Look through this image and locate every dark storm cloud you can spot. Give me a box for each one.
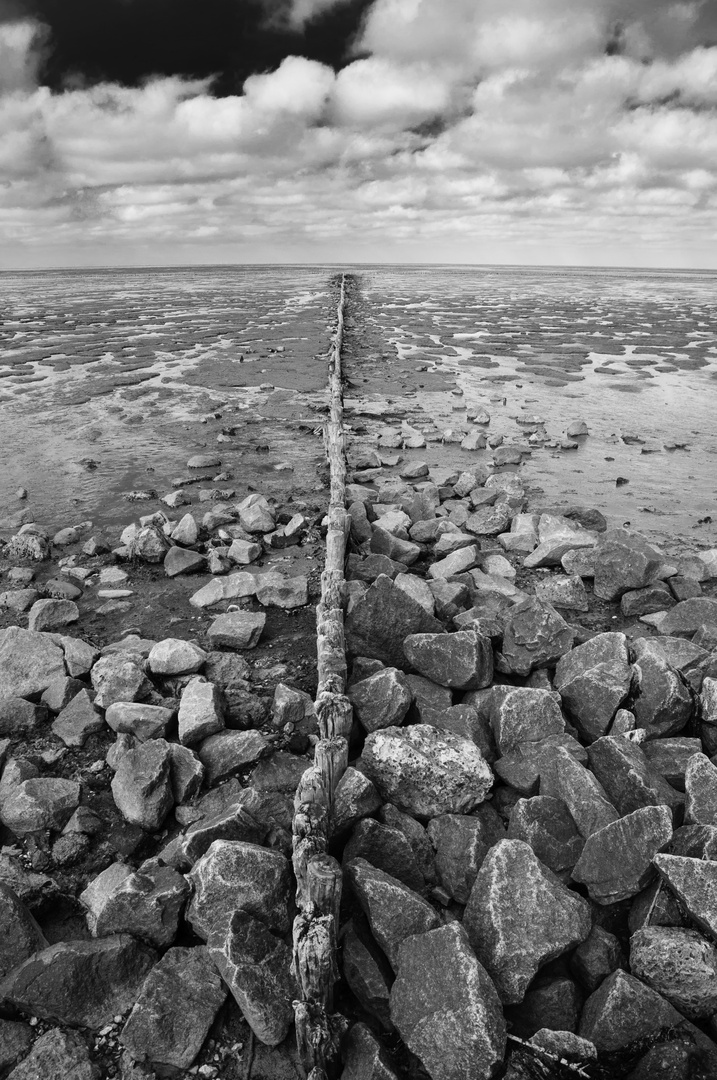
[0,0,372,94]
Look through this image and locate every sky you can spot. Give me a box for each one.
[1,0,717,269]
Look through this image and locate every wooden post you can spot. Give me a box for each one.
[292,274,352,1079]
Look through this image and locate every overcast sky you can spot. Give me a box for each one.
[1,0,716,269]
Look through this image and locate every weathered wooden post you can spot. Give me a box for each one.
[292,274,352,1080]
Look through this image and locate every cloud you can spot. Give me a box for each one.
[0,18,46,93]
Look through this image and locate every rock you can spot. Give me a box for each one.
[91,654,152,710]
[0,589,38,613]
[187,840,291,939]
[360,725,493,819]
[371,526,421,566]
[177,790,267,866]
[187,454,221,469]
[228,538,262,564]
[633,636,710,693]
[0,627,66,700]
[348,668,412,732]
[170,512,199,546]
[0,936,156,1030]
[534,574,589,611]
[110,739,174,831]
[578,969,691,1052]
[0,696,45,737]
[344,818,425,893]
[120,946,226,1069]
[630,926,717,1019]
[207,611,265,649]
[465,504,512,537]
[685,753,717,825]
[5,531,50,561]
[390,923,506,1080]
[80,859,189,948]
[403,630,493,690]
[345,575,444,669]
[177,677,225,745]
[6,1028,99,1080]
[197,729,269,784]
[587,736,683,820]
[572,805,673,904]
[237,495,275,534]
[654,853,717,941]
[659,597,717,637]
[0,1019,33,1076]
[26,598,78,632]
[505,975,582,1039]
[52,689,104,747]
[507,796,584,875]
[394,574,435,615]
[0,778,81,834]
[631,652,693,739]
[570,925,626,994]
[523,517,596,570]
[56,634,99,678]
[208,911,296,1046]
[490,687,564,755]
[342,928,393,1030]
[164,546,206,576]
[190,572,257,609]
[346,859,440,968]
[0,884,47,979]
[41,674,84,712]
[501,598,574,676]
[129,525,170,564]
[463,839,591,1003]
[428,545,481,581]
[255,572,307,609]
[643,737,702,790]
[332,768,383,834]
[427,807,506,903]
[621,582,675,617]
[105,701,172,742]
[553,633,632,742]
[539,747,619,838]
[593,529,662,601]
[340,1022,399,1080]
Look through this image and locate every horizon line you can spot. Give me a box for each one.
[1,260,716,275]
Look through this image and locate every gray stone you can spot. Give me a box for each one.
[187,454,221,469]
[5,531,50,561]
[56,634,99,678]
[507,796,584,874]
[684,753,717,826]
[27,598,79,632]
[346,858,440,969]
[255,572,308,609]
[428,545,481,580]
[40,675,84,713]
[0,627,66,700]
[587,736,683,820]
[81,859,189,947]
[572,805,673,904]
[237,496,275,534]
[52,687,103,748]
[390,923,506,1080]
[176,789,268,867]
[654,853,717,941]
[189,573,256,608]
[539,746,619,838]
[578,969,690,1052]
[0,1019,33,1077]
[621,582,675,617]
[6,1028,99,1080]
[208,910,296,1046]
[0,936,156,1030]
[553,632,632,742]
[129,525,170,564]
[340,1022,399,1080]
[187,839,291,939]
[164,546,206,576]
[332,767,383,835]
[465,504,512,537]
[463,839,591,1003]
[490,687,564,755]
[120,945,226,1069]
[178,676,225,745]
[505,975,582,1040]
[91,653,152,710]
[643,737,702,790]
[344,818,425,893]
[105,701,173,741]
[427,807,506,903]
[501,598,574,676]
[0,589,38,612]
[630,926,717,1019]
[659,598,717,638]
[0,884,47,980]
[0,778,81,834]
[147,637,206,675]
[228,537,262,564]
[370,526,421,566]
[110,739,174,831]
[593,529,663,601]
[360,725,493,819]
[534,574,589,611]
[0,696,45,737]
[197,729,269,785]
[394,573,435,615]
[168,742,205,804]
[631,652,693,738]
[379,804,437,885]
[345,575,444,669]
[342,926,393,1030]
[348,668,412,732]
[207,611,266,649]
[570,925,626,994]
[404,631,493,690]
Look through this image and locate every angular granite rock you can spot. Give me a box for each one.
[104,701,172,742]
[572,805,673,904]
[630,926,717,1019]
[587,736,683,820]
[0,778,81,835]
[345,858,440,969]
[501,598,574,676]
[578,969,690,1052]
[390,923,506,1080]
[341,1022,399,1080]
[110,739,174,831]
[360,725,493,819]
[345,575,444,669]
[490,687,564,755]
[348,668,412,732]
[6,1028,99,1080]
[507,796,584,875]
[592,529,662,602]
[80,859,189,948]
[91,654,152,710]
[659,597,717,638]
[463,839,592,1004]
[539,747,619,838]
[654,853,717,941]
[342,927,393,1030]
[553,632,632,742]
[0,627,66,700]
[631,652,693,739]
[0,884,47,980]
[684,753,717,826]
[120,946,226,1069]
[332,768,383,835]
[178,677,225,745]
[344,819,425,894]
[427,808,506,904]
[208,910,297,1046]
[187,839,291,940]
[404,630,493,690]
[207,611,265,649]
[147,637,206,675]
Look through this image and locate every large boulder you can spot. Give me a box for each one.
[571,805,673,904]
[0,936,156,1029]
[0,884,47,979]
[490,687,564,755]
[110,739,174,831]
[348,668,412,732]
[427,808,506,904]
[80,859,189,948]
[553,633,632,742]
[390,923,506,1080]
[5,1028,99,1080]
[539,747,619,838]
[507,796,584,875]
[592,529,662,601]
[500,599,574,676]
[463,839,592,1004]
[0,627,66,700]
[187,840,291,939]
[404,631,493,690]
[579,969,689,1053]
[631,652,693,739]
[654,853,717,941]
[360,725,493,819]
[345,575,443,669]
[630,926,717,1019]
[659,598,717,638]
[587,736,683,820]
[0,778,81,835]
[91,654,152,710]
[345,859,440,969]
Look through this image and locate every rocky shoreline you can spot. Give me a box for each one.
[2,283,717,1080]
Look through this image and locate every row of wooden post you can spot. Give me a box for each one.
[292,275,352,1080]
